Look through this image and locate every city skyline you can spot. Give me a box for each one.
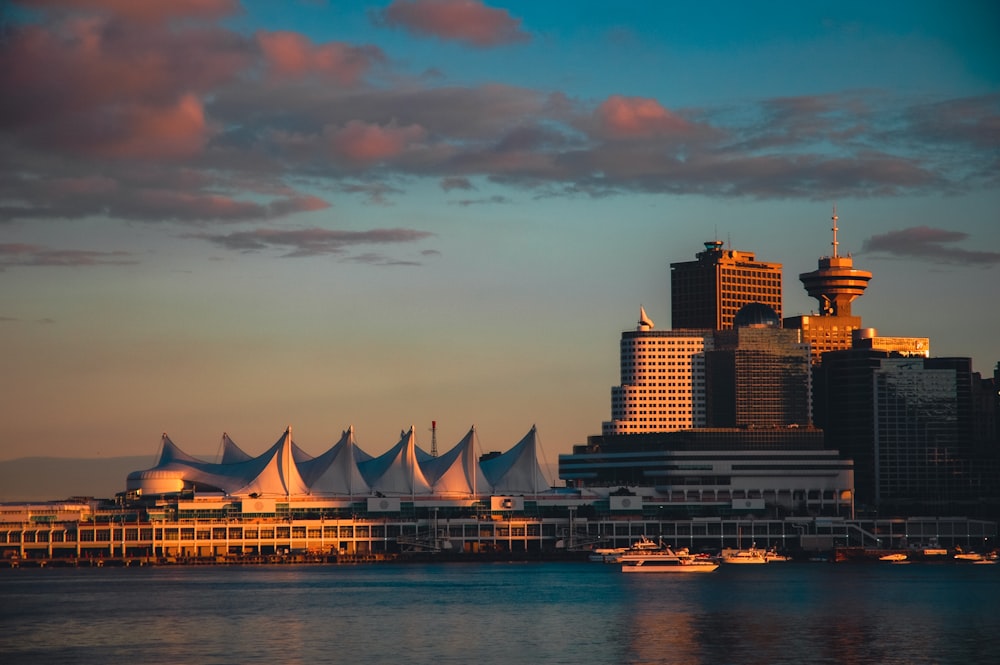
[2,1,998,465]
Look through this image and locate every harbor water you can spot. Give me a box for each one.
[1,561,997,665]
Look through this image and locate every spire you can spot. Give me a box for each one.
[831,203,839,258]
[638,305,654,330]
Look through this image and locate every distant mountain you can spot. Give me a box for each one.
[0,456,157,502]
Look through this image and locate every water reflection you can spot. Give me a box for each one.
[0,563,997,665]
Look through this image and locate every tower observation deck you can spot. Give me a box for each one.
[798,207,872,317]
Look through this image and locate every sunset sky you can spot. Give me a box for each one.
[2,0,998,469]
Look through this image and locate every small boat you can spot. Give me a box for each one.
[588,547,627,563]
[591,536,661,563]
[953,546,993,562]
[954,552,996,563]
[720,544,768,564]
[764,547,790,562]
[879,553,909,564]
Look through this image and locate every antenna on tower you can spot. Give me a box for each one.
[831,203,839,258]
[430,420,438,457]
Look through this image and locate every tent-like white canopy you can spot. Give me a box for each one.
[127,425,552,500]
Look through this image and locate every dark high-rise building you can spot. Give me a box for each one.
[815,350,998,517]
[671,240,782,330]
[705,304,812,428]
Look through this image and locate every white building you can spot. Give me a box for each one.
[603,307,712,435]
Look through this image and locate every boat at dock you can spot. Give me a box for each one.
[879,552,909,563]
[620,546,720,573]
[720,544,768,564]
[591,536,661,563]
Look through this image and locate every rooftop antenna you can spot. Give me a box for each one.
[831,203,839,258]
[430,420,438,457]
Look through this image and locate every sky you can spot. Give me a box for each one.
[1,0,998,470]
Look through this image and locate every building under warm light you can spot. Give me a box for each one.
[784,208,873,364]
[603,307,711,435]
[670,240,783,330]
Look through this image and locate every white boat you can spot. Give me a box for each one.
[620,546,719,573]
[594,536,663,563]
[720,544,768,564]
[764,547,790,562]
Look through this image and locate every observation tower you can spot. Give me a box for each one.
[798,206,872,317]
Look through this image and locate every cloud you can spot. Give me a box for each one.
[862,226,1000,265]
[0,243,137,270]
[328,120,427,163]
[1,3,998,229]
[440,177,474,191]
[190,227,434,258]
[450,195,510,206]
[336,182,404,206]
[595,95,700,139]
[257,31,385,84]
[22,0,241,23]
[374,0,530,48]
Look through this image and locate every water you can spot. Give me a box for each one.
[1,562,997,665]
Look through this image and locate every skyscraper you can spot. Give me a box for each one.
[705,304,812,428]
[670,240,783,330]
[602,307,711,435]
[814,351,995,515]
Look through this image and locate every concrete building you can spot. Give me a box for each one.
[560,428,854,519]
[603,307,711,435]
[671,240,783,330]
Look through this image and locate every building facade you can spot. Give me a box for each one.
[705,306,812,428]
[670,240,783,330]
[603,308,711,435]
[560,429,854,519]
[814,351,998,517]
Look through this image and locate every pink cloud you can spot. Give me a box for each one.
[377,0,529,48]
[96,94,209,159]
[18,0,239,22]
[257,31,384,85]
[329,120,427,163]
[0,11,250,141]
[596,95,696,138]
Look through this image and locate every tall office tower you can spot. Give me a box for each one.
[705,303,812,428]
[670,240,783,330]
[602,307,712,435]
[784,208,873,364]
[814,350,997,516]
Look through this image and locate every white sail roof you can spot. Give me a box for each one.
[304,427,373,497]
[127,424,549,499]
[421,426,492,496]
[358,427,433,496]
[220,433,253,464]
[480,426,550,495]
[232,428,311,497]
